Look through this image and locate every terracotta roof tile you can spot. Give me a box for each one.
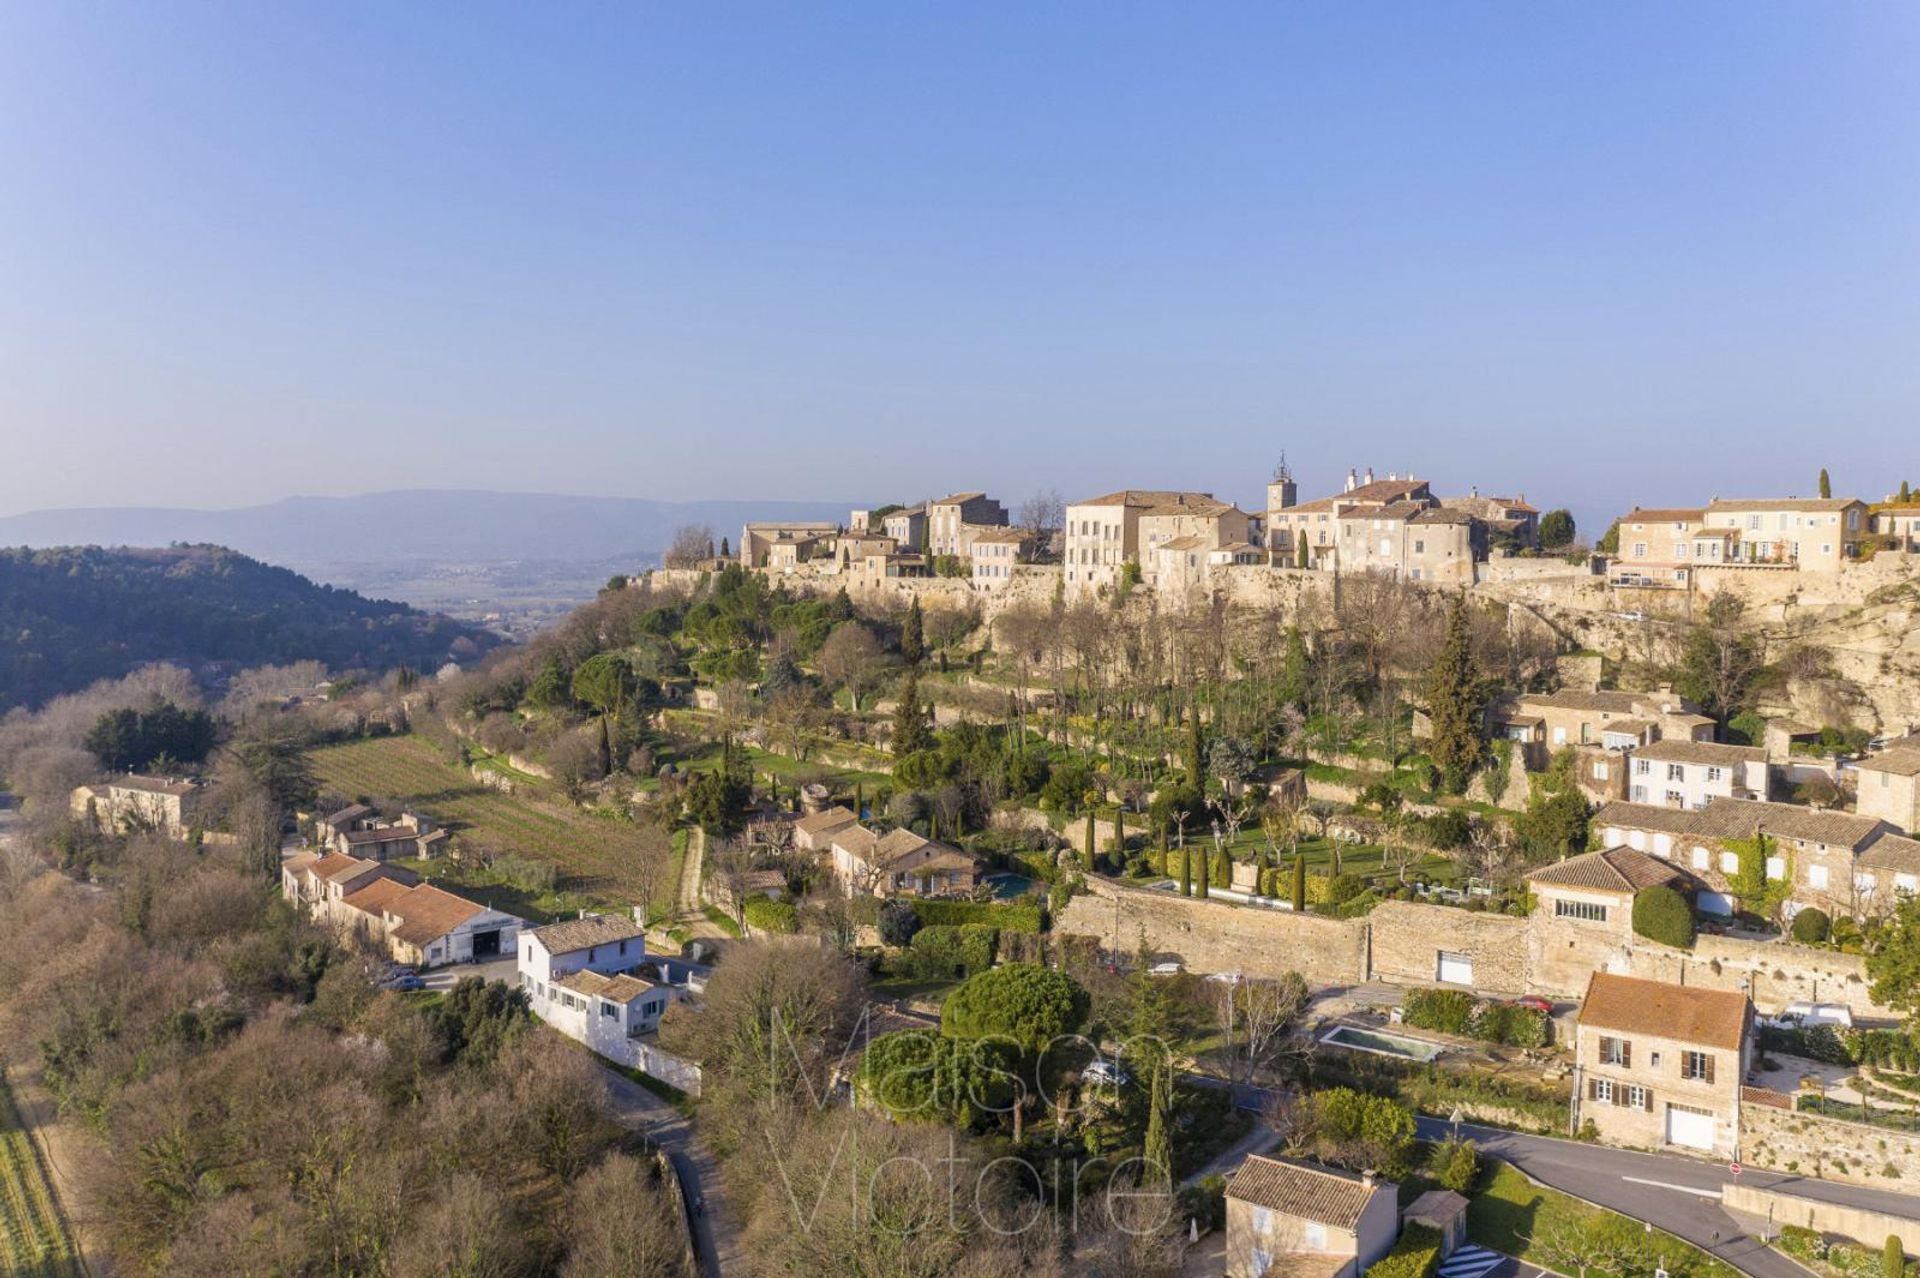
[1224,1155,1387,1229]
[1578,973,1748,1051]
[1527,847,1685,895]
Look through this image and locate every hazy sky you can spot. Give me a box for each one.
[4,3,1918,530]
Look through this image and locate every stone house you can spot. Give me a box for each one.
[1438,491,1540,549]
[968,528,1029,589]
[1591,798,1898,922]
[1624,739,1769,808]
[1485,687,1713,773]
[1330,503,1482,584]
[926,492,1009,558]
[1223,1154,1398,1278]
[856,551,931,588]
[281,851,417,923]
[1063,490,1243,597]
[70,774,204,837]
[1874,504,1920,549]
[833,531,897,572]
[1855,749,1920,833]
[1265,467,1432,565]
[1526,846,1694,946]
[740,521,839,568]
[340,879,520,967]
[1573,972,1751,1157]
[792,804,860,852]
[1610,508,1706,587]
[882,505,928,550]
[520,914,673,1050]
[333,810,445,860]
[829,825,980,898]
[1700,498,1869,572]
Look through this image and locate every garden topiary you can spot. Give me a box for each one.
[1791,908,1832,945]
[1632,885,1696,949]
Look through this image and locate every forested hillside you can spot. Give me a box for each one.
[0,545,497,711]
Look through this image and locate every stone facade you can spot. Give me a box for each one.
[1740,1098,1920,1191]
[1366,901,1530,994]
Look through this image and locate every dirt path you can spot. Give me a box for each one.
[673,827,733,941]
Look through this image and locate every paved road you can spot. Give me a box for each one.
[1414,1118,1920,1278]
[599,1065,743,1278]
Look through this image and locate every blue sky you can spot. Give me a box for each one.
[3,3,1917,534]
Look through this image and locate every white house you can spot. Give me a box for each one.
[519,912,699,1092]
[1625,740,1768,809]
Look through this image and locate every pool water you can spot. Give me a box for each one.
[1319,1024,1446,1062]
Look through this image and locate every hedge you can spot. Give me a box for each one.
[1632,885,1696,949]
[1761,1023,1920,1073]
[909,924,999,976]
[1365,1223,1442,1278]
[742,897,797,934]
[1790,907,1832,945]
[1403,987,1549,1048]
[911,899,1044,933]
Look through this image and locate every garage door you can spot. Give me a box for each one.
[1436,952,1473,986]
[1697,891,1733,917]
[1666,1104,1716,1151]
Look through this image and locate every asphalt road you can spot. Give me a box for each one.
[600,1065,742,1278]
[1415,1118,1920,1278]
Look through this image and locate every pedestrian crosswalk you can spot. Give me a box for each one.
[1436,1245,1504,1278]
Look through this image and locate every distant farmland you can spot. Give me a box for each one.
[307,734,665,911]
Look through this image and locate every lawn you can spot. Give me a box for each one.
[0,1073,84,1278]
[308,734,678,916]
[1468,1159,1739,1278]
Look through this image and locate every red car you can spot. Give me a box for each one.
[1510,996,1553,1015]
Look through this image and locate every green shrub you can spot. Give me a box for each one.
[1365,1222,1441,1278]
[909,924,998,977]
[1403,988,1477,1036]
[1886,1234,1905,1278]
[742,897,797,934]
[911,898,1043,933]
[1428,1137,1478,1193]
[1632,885,1696,948]
[1324,873,1366,905]
[1791,908,1833,945]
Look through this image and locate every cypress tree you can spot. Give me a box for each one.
[1882,1235,1903,1278]
[1426,594,1483,795]
[1901,480,1913,503]
[1084,810,1097,869]
[902,597,925,664]
[891,668,934,757]
[1292,854,1308,912]
[1296,528,1309,568]
[596,716,613,777]
[1197,845,1210,899]
[1179,848,1192,897]
[1158,821,1170,876]
[1186,707,1206,787]
[855,782,865,820]
[720,536,731,558]
[1819,468,1833,499]
[1211,843,1231,888]
[1143,1061,1173,1187]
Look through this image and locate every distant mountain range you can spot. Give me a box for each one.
[0,490,848,566]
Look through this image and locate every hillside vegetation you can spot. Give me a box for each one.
[0,545,497,711]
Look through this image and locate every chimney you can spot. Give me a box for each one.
[1470,485,1478,498]
[1361,1170,1377,1188]
[1365,467,1375,485]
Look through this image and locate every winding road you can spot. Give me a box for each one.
[1414,1117,1920,1278]
[600,1065,744,1278]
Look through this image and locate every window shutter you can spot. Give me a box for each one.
[1642,1088,1655,1113]
[1621,1040,1631,1069]
[1588,1077,1600,1101]
[1703,1055,1714,1085]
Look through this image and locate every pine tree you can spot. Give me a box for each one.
[1143,1061,1173,1187]
[1426,594,1483,795]
[1819,468,1833,499]
[1292,853,1307,912]
[902,597,925,664]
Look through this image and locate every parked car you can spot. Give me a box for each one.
[1083,1059,1133,1087]
[1147,961,1184,977]
[1510,996,1553,1015]
[380,972,426,992]
[1767,1001,1852,1030]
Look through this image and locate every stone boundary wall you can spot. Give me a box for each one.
[1628,933,1892,1019]
[1740,1100,1920,1194]
[1054,877,1368,986]
[1369,900,1531,994]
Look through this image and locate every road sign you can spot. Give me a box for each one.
[1730,1161,1742,1176]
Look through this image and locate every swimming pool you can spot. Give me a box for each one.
[1319,1024,1446,1063]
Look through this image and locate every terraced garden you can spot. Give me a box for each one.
[308,734,675,916]
[0,1074,82,1278]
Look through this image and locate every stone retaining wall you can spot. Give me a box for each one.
[1740,1099,1920,1192]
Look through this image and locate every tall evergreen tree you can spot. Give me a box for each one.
[890,667,935,757]
[1084,810,1097,869]
[1279,626,1309,710]
[1901,480,1913,503]
[1143,1061,1173,1187]
[596,716,613,776]
[1197,844,1210,899]
[1186,707,1206,787]
[1819,468,1833,499]
[1179,848,1192,897]
[1292,854,1308,912]
[902,597,925,664]
[1426,594,1484,794]
[1295,528,1309,569]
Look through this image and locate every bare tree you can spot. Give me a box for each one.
[1018,488,1064,539]
[664,523,716,569]
[559,1153,693,1278]
[815,622,886,713]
